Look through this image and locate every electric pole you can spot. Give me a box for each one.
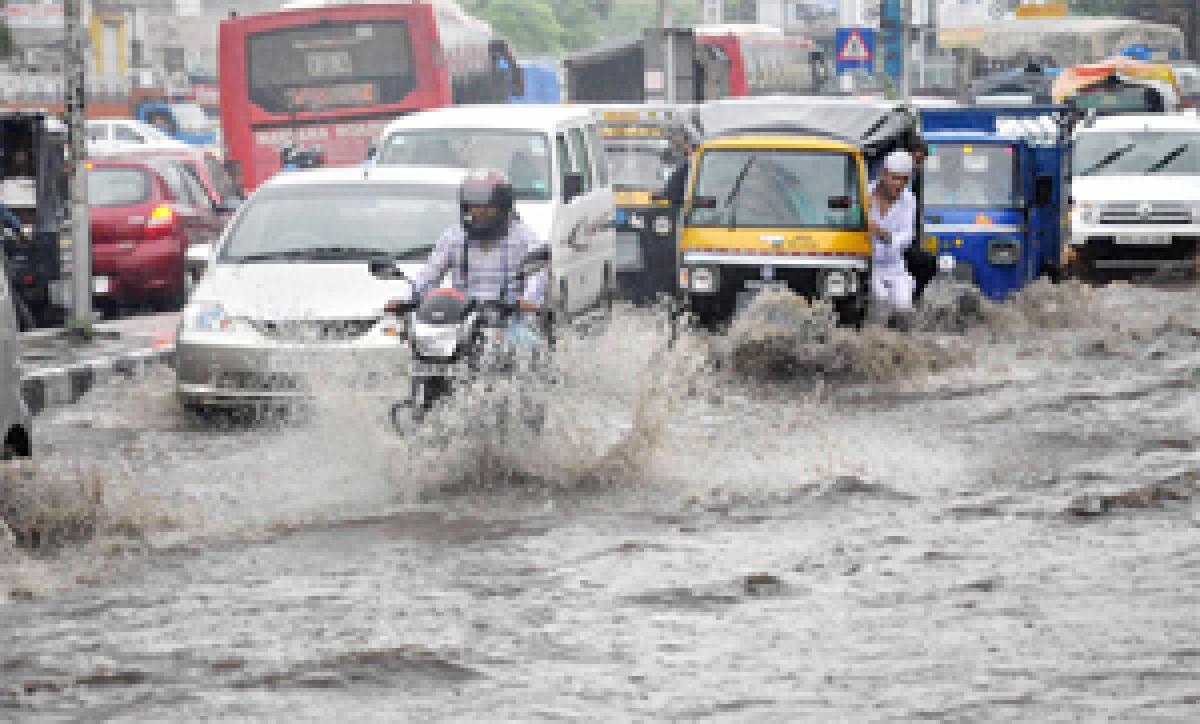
[64,0,92,326]
[901,0,912,101]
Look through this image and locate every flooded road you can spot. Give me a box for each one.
[2,282,1199,721]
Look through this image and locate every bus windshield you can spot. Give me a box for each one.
[246,20,416,114]
[686,149,863,229]
[923,144,1019,208]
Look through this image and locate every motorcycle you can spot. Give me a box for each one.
[385,247,551,429]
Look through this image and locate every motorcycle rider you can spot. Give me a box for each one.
[407,169,548,340]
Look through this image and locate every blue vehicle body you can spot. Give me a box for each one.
[510,62,560,104]
[919,106,1071,301]
[136,103,217,146]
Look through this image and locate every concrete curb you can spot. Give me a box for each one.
[21,345,175,416]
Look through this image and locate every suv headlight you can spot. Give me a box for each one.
[184,301,230,331]
[1072,202,1095,225]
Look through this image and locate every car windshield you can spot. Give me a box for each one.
[686,149,863,229]
[605,140,675,189]
[87,168,150,207]
[376,130,551,200]
[1074,131,1200,176]
[220,184,458,262]
[923,143,1019,208]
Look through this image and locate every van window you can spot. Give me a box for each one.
[567,127,593,193]
[378,130,552,201]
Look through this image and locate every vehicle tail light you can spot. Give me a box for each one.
[142,204,177,240]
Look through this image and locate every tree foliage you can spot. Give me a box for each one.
[475,0,698,55]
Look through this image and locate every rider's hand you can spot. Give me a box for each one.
[518,299,541,313]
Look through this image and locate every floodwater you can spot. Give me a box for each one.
[1,281,1198,721]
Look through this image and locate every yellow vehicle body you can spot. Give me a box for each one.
[676,135,872,325]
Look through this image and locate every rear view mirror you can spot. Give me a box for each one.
[216,196,242,214]
[366,140,378,161]
[827,195,852,209]
[563,172,585,202]
[1033,175,1053,206]
[691,196,718,209]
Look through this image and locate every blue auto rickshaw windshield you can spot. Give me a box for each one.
[923,143,1019,209]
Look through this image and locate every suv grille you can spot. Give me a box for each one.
[248,318,378,342]
[1098,202,1192,225]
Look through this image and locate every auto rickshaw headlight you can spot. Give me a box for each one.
[654,215,672,236]
[821,270,850,298]
[987,238,1021,266]
[690,267,717,293]
[629,212,645,230]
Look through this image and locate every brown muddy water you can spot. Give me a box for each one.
[1,281,1198,721]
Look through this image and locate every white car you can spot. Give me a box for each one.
[1068,113,1200,279]
[175,166,464,410]
[373,105,616,317]
[86,119,190,152]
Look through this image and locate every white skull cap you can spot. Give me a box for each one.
[884,150,914,175]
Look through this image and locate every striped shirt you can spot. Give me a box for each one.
[411,219,548,306]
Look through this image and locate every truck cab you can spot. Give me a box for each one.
[919,106,1070,300]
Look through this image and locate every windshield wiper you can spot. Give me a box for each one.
[1146,144,1190,173]
[724,155,758,230]
[1079,144,1135,175]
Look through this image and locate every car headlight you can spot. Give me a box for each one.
[653,215,672,236]
[184,301,230,331]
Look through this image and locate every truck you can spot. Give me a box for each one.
[564,29,723,103]
[918,105,1071,301]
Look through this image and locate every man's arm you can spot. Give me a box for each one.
[890,193,917,252]
[409,227,458,300]
[516,225,548,308]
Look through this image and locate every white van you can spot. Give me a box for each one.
[1068,113,1200,279]
[373,105,616,317]
[0,258,31,459]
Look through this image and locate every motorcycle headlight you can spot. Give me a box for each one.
[412,323,459,358]
[184,301,230,331]
[654,215,672,236]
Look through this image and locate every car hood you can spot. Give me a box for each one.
[1073,175,1200,203]
[191,260,423,320]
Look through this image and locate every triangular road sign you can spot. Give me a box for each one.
[838,30,872,62]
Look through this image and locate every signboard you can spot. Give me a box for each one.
[1015,3,1068,18]
[835,27,875,74]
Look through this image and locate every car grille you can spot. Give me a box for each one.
[248,318,379,342]
[1098,202,1192,225]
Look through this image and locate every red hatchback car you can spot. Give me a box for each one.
[87,158,228,310]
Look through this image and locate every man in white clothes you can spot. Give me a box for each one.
[868,150,918,324]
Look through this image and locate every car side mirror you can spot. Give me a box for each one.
[827,195,852,209]
[1034,176,1053,206]
[216,196,242,214]
[366,140,378,160]
[691,196,718,209]
[563,172,585,202]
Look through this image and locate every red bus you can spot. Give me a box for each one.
[219,1,521,190]
[695,25,825,98]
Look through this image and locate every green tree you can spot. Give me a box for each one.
[476,0,567,54]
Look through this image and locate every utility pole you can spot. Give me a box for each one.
[900,0,912,101]
[64,0,92,326]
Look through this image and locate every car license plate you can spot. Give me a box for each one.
[1116,234,1170,245]
[92,276,111,294]
[615,231,643,271]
